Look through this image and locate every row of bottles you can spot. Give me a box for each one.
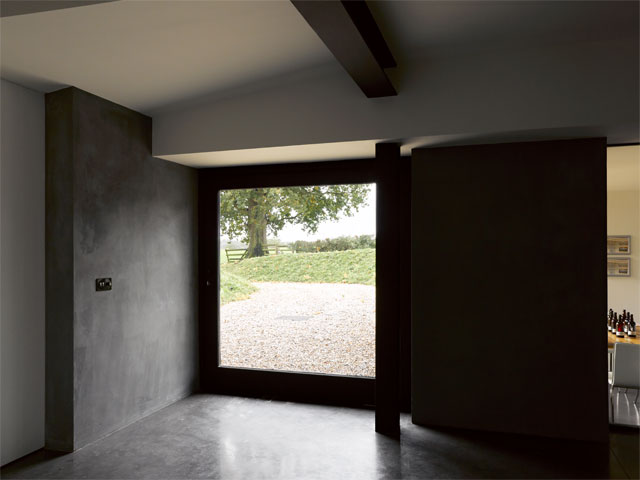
[607,309,636,338]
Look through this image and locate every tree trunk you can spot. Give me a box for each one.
[246,189,268,258]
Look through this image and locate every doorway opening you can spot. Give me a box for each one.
[218,183,376,378]
[606,145,639,427]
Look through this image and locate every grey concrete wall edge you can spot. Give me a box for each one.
[44,87,75,451]
[70,87,198,449]
[45,86,198,452]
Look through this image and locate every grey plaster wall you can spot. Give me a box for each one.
[46,87,198,450]
[1,79,45,465]
[411,139,608,442]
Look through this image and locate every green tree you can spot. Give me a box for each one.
[220,185,371,258]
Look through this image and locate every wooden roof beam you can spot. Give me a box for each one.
[291,0,397,98]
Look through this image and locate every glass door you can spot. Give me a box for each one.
[198,160,383,407]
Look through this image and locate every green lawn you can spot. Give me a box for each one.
[221,248,375,286]
[220,270,257,305]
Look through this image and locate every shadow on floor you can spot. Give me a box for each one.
[2,395,638,479]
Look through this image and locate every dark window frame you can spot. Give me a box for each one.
[198,157,409,411]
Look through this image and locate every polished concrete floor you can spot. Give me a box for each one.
[2,394,638,479]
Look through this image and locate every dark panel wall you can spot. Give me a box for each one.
[45,88,75,451]
[411,138,608,442]
[46,88,198,450]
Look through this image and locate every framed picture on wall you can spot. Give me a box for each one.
[608,257,630,277]
[607,236,631,254]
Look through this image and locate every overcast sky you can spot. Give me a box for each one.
[221,183,376,245]
[277,183,376,242]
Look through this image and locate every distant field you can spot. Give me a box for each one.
[221,248,375,286]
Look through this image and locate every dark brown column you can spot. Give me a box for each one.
[375,142,402,436]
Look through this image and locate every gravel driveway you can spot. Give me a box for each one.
[220,282,375,377]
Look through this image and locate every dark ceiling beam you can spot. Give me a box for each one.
[0,0,117,18]
[341,0,396,69]
[291,0,397,98]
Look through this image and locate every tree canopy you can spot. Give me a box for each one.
[220,184,371,257]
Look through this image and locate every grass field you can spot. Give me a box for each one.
[220,270,257,305]
[221,248,375,286]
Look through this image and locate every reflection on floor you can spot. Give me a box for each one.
[609,385,640,427]
[2,395,639,479]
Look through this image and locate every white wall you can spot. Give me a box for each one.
[153,38,638,158]
[607,146,640,316]
[0,79,45,465]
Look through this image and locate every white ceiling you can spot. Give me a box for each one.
[2,1,637,168]
[370,0,639,58]
[2,0,637,115]
[0,0,332,113]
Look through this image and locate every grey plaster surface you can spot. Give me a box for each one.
[45,87,198,451]
[2,395,637,479]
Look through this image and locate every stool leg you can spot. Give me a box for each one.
[610,386,615,423]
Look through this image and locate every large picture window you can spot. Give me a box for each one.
[218,184,376,377]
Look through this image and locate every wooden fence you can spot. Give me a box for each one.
[224,244,293,263]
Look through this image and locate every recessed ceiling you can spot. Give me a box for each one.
[158,140,385,168]
[160,126,636,169]
[0,0,333,114]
